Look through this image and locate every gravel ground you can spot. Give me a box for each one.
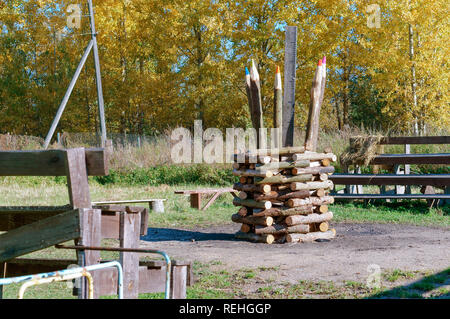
[140,222,450,284]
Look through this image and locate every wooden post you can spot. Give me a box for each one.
[405,144,411,194]
[77,208,102,299]
[282,26,297,147]
[170,265,188,299]
[120,211,141,299]
[190,194,202,209]
[65,148,92,209]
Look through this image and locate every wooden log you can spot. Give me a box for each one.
[287,196,335,207]
[273,65,283,148]
[254,189,316,202]
[285,212,334,226]
[252,205,314,217]
[233,169,274,178]
[238,191,248,200]
[240,224,252,233]
[255,174,313,185]
[316,205,329,214]
[231,214,274,226]
[254,224,311,235]
[245,67,255,130]
[233,198,272,210]
[256,160,310,170]
[276,190,310,201]
[311,173,329,181]
[291,166,335,176]
[238,206,248,217]
[233,183,271,194]
[253,191,280,202]
[304,59,324,152]
[292,152,337,162]
[291,180,334,191]
[232,162,241,169]
[249,60,264,148]
[316,222,329,232]
[235,231,275,244]
[286,229,336,243]
[315,189,326,197]
[321,159,331,167]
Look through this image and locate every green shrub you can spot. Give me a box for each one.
[93,164,237,186]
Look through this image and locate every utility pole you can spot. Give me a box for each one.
[44,1,107,149]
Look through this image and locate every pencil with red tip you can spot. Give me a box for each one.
[273,65,283,148]
[250,59,264,148]
[305,58,324,151]
[245,67,255,128]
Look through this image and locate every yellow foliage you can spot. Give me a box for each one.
[0,0,448,136]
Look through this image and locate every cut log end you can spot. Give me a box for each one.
[317,222,329,232]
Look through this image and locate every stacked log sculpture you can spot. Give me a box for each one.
[232,147,337,244]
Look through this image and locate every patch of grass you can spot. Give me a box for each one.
[372,268,450,299]
[383,269,417,282]
[333,201,450,228]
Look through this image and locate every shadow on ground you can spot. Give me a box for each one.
[141,227,236,242]
[371,268,450,299]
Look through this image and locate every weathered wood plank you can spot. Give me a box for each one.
[332,193,450,199]
[76,208,102,299]
[175,188,234,195]
[350,136,450,145]
[66,148,92,208]
[170,265,188,299]
[370,153,450,165]
[0,206,73,231]
[330,174,450,186]
[0,209,82,263]
[119,211,141,299]
[0,258,76,277]
[0,149,107,176]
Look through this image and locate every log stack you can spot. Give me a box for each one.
[232,146,337,244]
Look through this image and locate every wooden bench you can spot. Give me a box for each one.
[330,136,450,207]
[0,148,191,299]
[93,199,167,213]
[175,188,238,211]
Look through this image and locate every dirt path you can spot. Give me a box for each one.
[140,222,450,284]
